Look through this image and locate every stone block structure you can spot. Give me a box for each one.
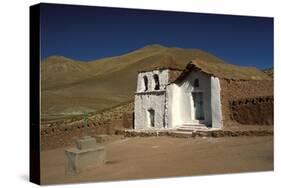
[65,136,106,175]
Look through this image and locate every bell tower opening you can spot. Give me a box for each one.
[153,74,160,90]
[143,75,148,91]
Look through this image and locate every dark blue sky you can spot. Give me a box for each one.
[40,3,273,69]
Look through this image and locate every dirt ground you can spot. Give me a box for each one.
[41,136,273,185]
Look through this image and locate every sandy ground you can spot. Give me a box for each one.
[41,136,273,185]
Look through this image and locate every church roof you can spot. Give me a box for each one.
[175,59,272,82]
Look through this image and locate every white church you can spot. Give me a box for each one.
[134,58,223,130]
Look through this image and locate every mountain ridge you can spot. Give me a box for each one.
[41,44,229,122]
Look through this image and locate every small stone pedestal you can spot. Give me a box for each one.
[65,136,106,175]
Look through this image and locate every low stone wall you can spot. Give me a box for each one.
[115,129,273,138]
[41,102,134,150]
[115,129,170,137]
[220,79,273,127]
[193,129,273,137]
[229,96,273,125]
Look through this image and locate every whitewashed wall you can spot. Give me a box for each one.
[134,93,166,129]
[135,69,223,130]
[166,84,180,128]
[211,77,223,128]
[167,71,212,128]
[134,69,169,129]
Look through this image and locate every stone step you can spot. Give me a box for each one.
[177,124,210,131]
[177,128,196,132]
[181,123,206,127]
[169,131,193,138]
[177,126,209,132]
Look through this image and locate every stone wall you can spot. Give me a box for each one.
[229,96,273,125]
[41,102,134,150]
[220,79,273,127]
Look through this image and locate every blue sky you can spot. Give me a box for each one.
[40,3,273,69]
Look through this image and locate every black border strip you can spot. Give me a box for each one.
[30,3,41,185]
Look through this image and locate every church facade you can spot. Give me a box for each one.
[134,59,272,130]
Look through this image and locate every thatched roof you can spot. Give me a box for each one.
[175,59,272,82]
[138,55,185,72]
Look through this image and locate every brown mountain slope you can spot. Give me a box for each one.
[41,44,227,121]
[263,67,273,78]
[41,56,93,89]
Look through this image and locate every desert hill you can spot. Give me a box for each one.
[263,67,273,78]
[41,44,227,122]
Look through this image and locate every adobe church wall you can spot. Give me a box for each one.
[134,93,166,129]
[134,69,169,129]
[220,79,273,127]
[210,77,223,128]
[167,71,213,128]
[166,84,179,128]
